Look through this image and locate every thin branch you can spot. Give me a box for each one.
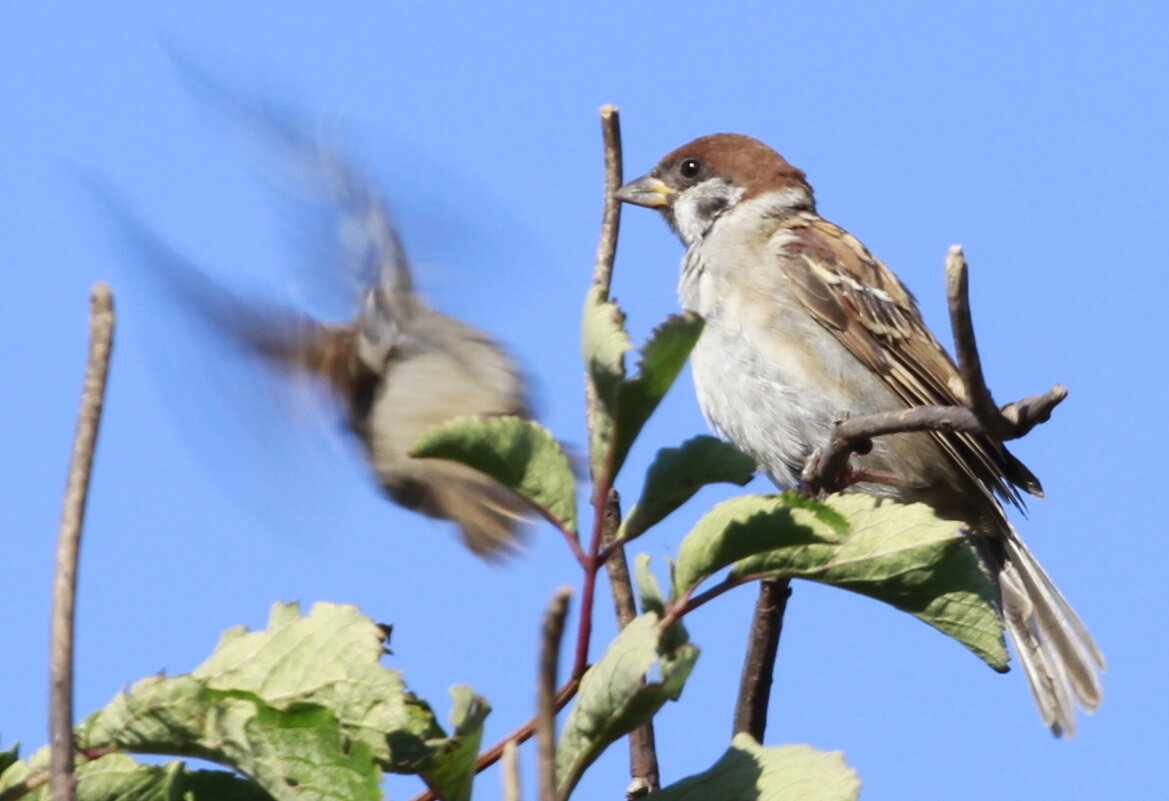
[601,492,634,628]
[945,245,1067,438]
[591,105,623,298]
[538,589,572,801]
[582,105,623,484]
[501,740,521,801]
[570,104,627,683]
[733,579,792,740]
[600,490,660,797]
[533,505,587,568]
[804,246,1067,493]
[426,104,627,801]
[50,284,115,801]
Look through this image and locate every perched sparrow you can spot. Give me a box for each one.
[616,133,1103,735]
[110,133,533,558]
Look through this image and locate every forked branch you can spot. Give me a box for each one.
[801,245,1066,494]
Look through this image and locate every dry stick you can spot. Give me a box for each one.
[538,589,572,801]
[591,105,623,297]
[51,284,116,801]
[806,246,1067,492]
[944,245,1066,437]
[501,740,521,801]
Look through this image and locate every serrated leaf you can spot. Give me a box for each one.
[191,601,444,766]
[610,313,704,478]
[581,286,631,476]
[672,494,843,597]
[673,494,1007,669]
[0,751,270,801]
[646,733,860,801]
[580,290,705,482]
[555,614,699,799]
[411,415,577,534]
[622,436,757,541]
[72,602,484,801]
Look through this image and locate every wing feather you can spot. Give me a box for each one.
[780,214,1040,507]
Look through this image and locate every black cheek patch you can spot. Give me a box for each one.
[696,194,730,220]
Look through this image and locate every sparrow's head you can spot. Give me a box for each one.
[616,134,814,245]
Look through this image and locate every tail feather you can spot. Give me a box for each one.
[998,526,1104,736]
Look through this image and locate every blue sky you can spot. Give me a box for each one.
[3,2,1166,798]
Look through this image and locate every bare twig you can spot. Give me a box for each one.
[599,490,660,797]
[804,247,1067,493]
[422,105,627,801]
[538,589,572,801]
[51,283,115,801]
[601,492,634,628]
[501,740,521,801]
[733,578,792,740]
[582,105,624,475]
[570,103,627,682]
[591,105,623,298]
[945,245,1067,438]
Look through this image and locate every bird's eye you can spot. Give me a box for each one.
[679,158,702,179]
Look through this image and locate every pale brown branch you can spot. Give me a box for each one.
[583,104,624,483]
[538,588,572,801]
[501,740,521,801]
[804,246,1067,494]
[51,283,115,801]
[592,105,623,298]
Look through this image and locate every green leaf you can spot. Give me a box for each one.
[581,286,631,477]
[622,436,756,541]
[634,553,666,617]
[673,494,1008,669]
[634,554,690,655]
[671,494,844,597]
[72,602,485,801]
[411,415,578,534]
[416,686,490,801]
[555,613,699,799]
[646,733,860,801]
[0,742,19,780]
[0,751,270,801]
[610,314,704,478]
[580,289,705,482]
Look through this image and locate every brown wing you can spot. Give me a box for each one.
[779,213,1041,507]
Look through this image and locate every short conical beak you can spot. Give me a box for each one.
[614,174,675,208]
